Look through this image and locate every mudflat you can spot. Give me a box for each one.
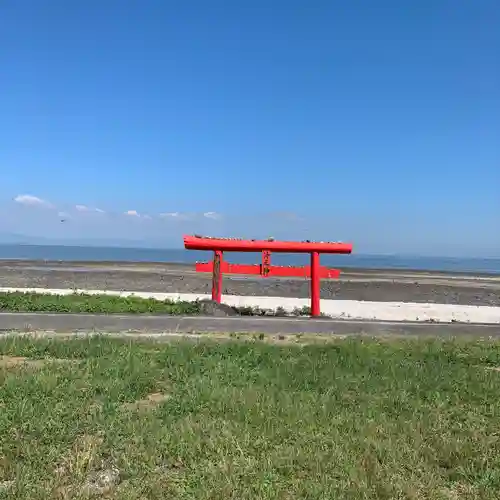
[0,260,498,306]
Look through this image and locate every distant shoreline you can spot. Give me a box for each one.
[0,243,498,275]
[0,258,499,278]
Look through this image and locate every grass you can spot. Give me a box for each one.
[1,335,500,498]
[0,291,314,316]
[0,291,202,315]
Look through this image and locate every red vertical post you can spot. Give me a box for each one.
[310,251,320,317]
[211,250,223,303]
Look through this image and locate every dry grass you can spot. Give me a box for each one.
[122,392,171,412]
[0,355,74,370]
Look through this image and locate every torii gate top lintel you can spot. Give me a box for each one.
[184,235,352,254]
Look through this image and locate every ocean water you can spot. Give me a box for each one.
[0,244,499,274]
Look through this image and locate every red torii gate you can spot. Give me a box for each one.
[183,235,353,317]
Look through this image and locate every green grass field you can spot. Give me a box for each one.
[1,335,500,499]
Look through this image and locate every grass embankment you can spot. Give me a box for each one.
[0,291,309,316]
[0,291,201,315]
[1,336,500,498]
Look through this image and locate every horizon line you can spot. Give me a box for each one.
[0,241,498,261]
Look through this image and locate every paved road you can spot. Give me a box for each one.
[1,312,499,337]
[0,260,499,306]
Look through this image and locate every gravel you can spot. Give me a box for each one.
[0,261,498,306]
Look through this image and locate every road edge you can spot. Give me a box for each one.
[0,312,499,337]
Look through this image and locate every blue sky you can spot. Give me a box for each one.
[1,0,498,256]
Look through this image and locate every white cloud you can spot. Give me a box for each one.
[76,204,105,213]
[124,210,139,217]
[58,211,71,219]
[14,194,53,208]
[160,212,181,218]
[203,211,222,220]
[160,212,197,221]
[159,212,193,220]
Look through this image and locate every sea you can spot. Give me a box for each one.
[0,244,499,274]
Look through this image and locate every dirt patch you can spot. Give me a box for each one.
[0,355,74,370]
[81,466,121,497]
[0,356,46,369]
[123,392,170,412]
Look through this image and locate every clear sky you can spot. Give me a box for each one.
[1,0,498,256]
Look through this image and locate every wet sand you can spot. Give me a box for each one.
[0,260,498,306]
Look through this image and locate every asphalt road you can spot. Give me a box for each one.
[1,312,499,337]
[0,260,498,306]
